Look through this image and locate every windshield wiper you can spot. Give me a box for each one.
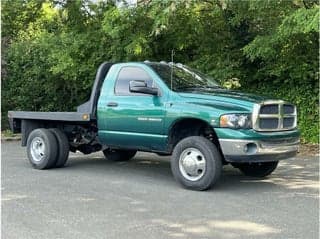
[176,86,222,91]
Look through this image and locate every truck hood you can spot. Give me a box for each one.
[178,90,269,112]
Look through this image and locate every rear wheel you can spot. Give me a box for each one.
[49,128,69,168]
[236,161,279,177]
[27,128,58,169]
[171,136,222,191]
[103,149,137,161]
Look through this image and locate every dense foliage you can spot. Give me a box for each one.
[2,0,319,143]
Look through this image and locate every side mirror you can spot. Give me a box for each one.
[129,80,158,96]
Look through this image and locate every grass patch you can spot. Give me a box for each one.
[2,129,15,138]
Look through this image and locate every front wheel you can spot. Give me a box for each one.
[171,136,222,191]
[103,149,137,161]
[236,161,279,177]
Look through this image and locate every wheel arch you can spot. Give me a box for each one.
[166,117,223,159]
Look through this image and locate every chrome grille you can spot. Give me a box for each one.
[252,101,297,131]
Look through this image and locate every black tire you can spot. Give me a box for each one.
[237,161,279,177]
[103,149,137,161]
[171,136,222,191]
[26,128,58,169]
[49,128,70,168]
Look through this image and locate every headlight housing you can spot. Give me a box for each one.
[220,114,251,129]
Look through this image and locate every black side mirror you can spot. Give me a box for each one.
[129,80,158,96]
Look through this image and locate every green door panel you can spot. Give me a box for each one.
[100,95,166,150]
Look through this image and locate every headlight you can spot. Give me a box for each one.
[220,114,251,129]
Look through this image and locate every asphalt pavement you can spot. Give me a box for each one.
[1,141,319,239]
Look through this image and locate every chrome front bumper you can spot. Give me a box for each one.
[219,137,300,162]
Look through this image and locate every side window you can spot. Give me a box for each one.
[115,66,153,95]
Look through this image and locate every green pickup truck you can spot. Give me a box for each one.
[8,61,300,190]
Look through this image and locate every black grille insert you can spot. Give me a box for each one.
[284,105,295,114]
[260,104,278,114]
[259,118,279,129]
[283,117,294,128]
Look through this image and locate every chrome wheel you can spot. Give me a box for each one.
[30,137,46,162]
[178,148,206,181]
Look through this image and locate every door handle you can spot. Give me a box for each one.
[107,102,118,107]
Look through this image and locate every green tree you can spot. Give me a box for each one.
[2,0,319,142]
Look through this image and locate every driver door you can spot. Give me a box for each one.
[101,66,166,151]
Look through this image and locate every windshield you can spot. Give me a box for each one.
[147,63,221,92]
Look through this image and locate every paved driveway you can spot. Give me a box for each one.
[2,141,319,239]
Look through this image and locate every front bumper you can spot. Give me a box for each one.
[218,132,300,163]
